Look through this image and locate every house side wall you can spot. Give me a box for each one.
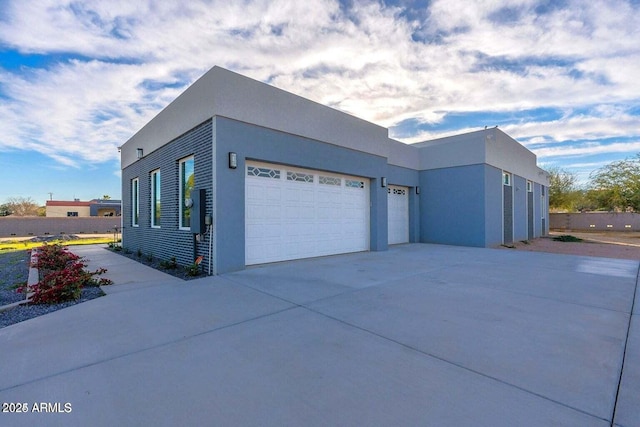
[486,129,543,184]
[533,183,542,237]
[121,120,213,272]
[419,164,487,247]
[213,117,420,274]
[513,174,528,242]
[418,133,486,171]
[46,205,91,217]
[484,165,504,247]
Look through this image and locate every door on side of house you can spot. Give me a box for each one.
[245,161,370,265]
[387,185,409,245]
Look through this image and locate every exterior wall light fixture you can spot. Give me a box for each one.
[416,186,420,194]
[381,177,387,187]
[136,148,143,159]
[229,152,238,169]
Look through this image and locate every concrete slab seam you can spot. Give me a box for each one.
[0,305,297,394]
[300,304,610,424]
[610,262,640,427]
[222,275,610,423]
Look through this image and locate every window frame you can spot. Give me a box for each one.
[132,177,140,227]
[503,172,511,186]
[151,169,161,228]
[179,156,194,230]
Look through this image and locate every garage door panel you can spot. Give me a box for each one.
[388,185,409,245]
[246,162,369,265]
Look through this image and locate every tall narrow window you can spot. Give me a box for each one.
[151,169,161,228]
[132,178,139,227]
[179,156,194,229]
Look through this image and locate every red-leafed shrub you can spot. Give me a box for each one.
[32,244,80,272]
[23,244,112,304]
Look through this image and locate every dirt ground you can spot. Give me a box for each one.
[503,231,640,261]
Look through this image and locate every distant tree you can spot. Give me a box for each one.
[37,206,46,216]
[0,203,11,216]
[548,167,581,211]
[589,154,640,212]
[102,195,111,200]
[4,197,40,216]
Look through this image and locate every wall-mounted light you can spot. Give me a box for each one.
[381,177,387,187]
[136,148,143,159]
[229,152,237,169]
[416,186,420,195]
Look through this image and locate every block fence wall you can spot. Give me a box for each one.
[0,217,122,238]
[550,212,640,231]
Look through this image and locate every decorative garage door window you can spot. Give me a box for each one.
[345,179,365,189]
[388,188,406,195]
[287,171,314,183]
[319,176,341,186]
[245,161,370,265]
[247,166,280,179]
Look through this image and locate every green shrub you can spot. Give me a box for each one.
[185,263,201,277]
[160,257,178,270]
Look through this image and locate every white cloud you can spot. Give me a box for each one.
[534,141,640,159]
[502,113,640,144]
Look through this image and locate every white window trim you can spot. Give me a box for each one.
[503,172,511,186]
[132,177,139,227]
[179,156,194,230]
[151,169,161,228]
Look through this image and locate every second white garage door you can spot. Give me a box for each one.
[388,185,409,244]
[245,162,370,265]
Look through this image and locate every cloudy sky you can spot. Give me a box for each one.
[1,0,639,204]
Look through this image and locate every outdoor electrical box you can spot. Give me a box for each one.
[190,188,207,234]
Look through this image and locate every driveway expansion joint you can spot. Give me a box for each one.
[610,262,640,427]
[0,305,298,394]
[223,274,611,423]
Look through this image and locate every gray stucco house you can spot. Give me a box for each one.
[120,66,549,275]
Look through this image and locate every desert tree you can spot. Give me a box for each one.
[547,167,582,211]
[3,196,40,216]
[588,154,640,212]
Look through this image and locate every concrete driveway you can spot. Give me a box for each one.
[0,244,637,427]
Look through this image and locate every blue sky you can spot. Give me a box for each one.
[1,0,639,205]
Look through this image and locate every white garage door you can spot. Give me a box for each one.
[388,185,409,245]
[245,161,370,265]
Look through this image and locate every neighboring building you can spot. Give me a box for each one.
[46,199,121,217]
[120,66,549,275]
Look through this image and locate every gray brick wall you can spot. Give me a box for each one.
[122,120,213,273]
[0,217,121,238]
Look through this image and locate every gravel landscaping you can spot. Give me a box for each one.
[0,250,105,329]
[0,250,30,306]
[109,247,203,280]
